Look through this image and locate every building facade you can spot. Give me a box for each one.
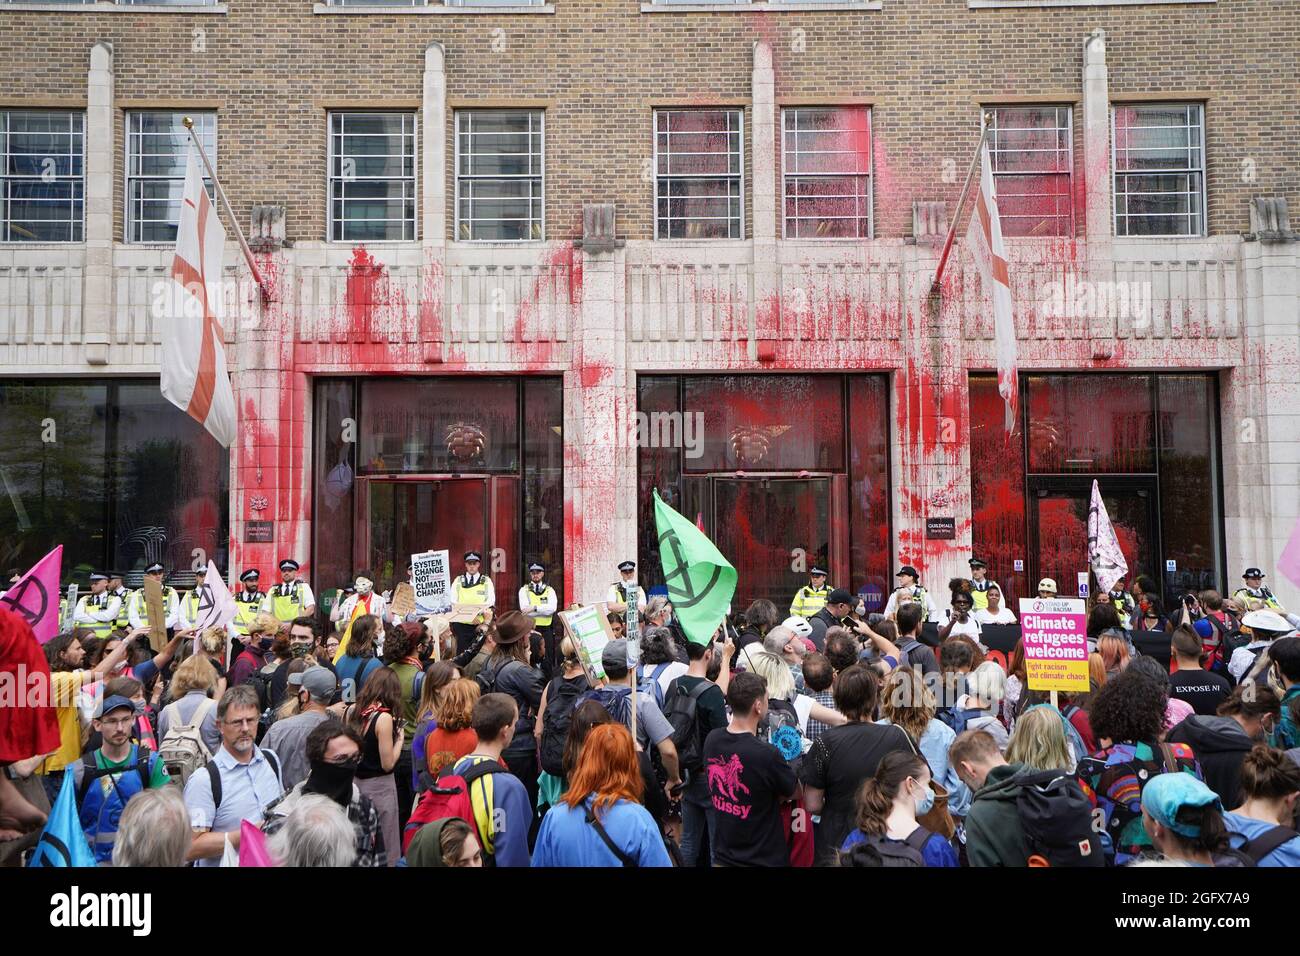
[1,0,1297,615]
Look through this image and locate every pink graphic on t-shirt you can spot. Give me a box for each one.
[707,753,753,820]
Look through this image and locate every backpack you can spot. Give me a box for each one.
[899,639,925,670]
[663,678,712,774]
[858,827,931,866]
[540,675,590,777]
[205,748,281,815]
[158,698,216,786]
[636,662,670,710]
[760,697,805,762]
[577,686,635,732]
[1014,768,1104,867]
[338,655,382,702]
[402,759,508,859]
[938,706,984,735]
[242,663,277,714]
[1232,824,1299,864]
[73,746,154,864]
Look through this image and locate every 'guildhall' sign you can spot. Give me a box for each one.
[925,517,955,539]
[244,521,274,543]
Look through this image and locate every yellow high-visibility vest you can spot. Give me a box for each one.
[524,586,555,627]
[790,584,830,618]
[269,583,306,622]
[75,594,116,639]
[233,592,264,635]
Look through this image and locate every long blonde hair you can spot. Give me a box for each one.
[1005,706,1073,772]
[745,650,794,701]
[879,668,936,742]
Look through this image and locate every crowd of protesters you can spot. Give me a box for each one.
[2,559,1299,869]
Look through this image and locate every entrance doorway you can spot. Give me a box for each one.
[683,474,843,612]
[356,476,519,603]
[1029,477,1159,600]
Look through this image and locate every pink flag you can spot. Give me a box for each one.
[161,143,236,447]
[189,560,238,633]
[966,141,1018,435]
[239,819,274,867]
[1278,515,1300,591]
[1087,480,1129,594]
[0,546,64,644]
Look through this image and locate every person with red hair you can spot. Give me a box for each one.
[530,722,672,867]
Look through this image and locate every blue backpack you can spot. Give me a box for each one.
[578,686,635,731]
[636,663,670,710]
[72,745,157,864]
[938,706,985,735]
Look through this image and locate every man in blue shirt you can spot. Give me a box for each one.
[183,685,284,866]
[450,693,533,867]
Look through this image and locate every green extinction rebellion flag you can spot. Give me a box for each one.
[653,489,737,646]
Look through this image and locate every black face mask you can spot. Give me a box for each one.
[304,757,358,807]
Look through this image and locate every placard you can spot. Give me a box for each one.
[390,582,415,619]
[410,550,451,614]
[143,577,167,652]
[1018,597,1088,692]
[63,584,78,632]
[559,603,618,683]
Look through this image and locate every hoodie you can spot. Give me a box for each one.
[1166,716,1254,808]
[965,761,1031,866]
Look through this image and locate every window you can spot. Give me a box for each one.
[987,106,1073,237]
[323,0,544,5]
[455,110,543,242]
[655,109,743,240]
[1112,103,1205,237]
[126,112,215,243]
[329,112,417,242]
[782,107,871,239]
[1,111,84,242]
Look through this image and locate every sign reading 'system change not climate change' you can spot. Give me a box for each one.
[1018,597,1089,692]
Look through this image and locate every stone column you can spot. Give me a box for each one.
[750,40,779,362]
[1082,29,1111,245]
[82,41,114,366]
[421,42,448,362]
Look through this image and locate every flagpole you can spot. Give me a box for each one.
[183,116,270,302]
[930,112,993,295]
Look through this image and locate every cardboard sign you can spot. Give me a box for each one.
[63,584,78,632]
[559,603,617,683]
[143,577,167,652]
[625,585,640,642]
[390,582,415,619]
[410,550,452,614]
[448,602,491,625]
[1018,597,1088,692]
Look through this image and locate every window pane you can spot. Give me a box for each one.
[969,374,1029,608]
[848,377,891,611]
[1026,374,1156,473]
[2,111,84,242]
[358,379,520,473]
[126,112,215,243]
[1157,375,1221,606]
[329,112,416,242]
[456,110,543,241]
[1113,103,1204,237]
[655,110,742,239]
[522,378,564,602]
[989,106,1072,237]
[314,379,357,597]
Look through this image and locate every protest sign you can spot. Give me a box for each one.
[1018,597,1088,693]
[63,584,77,633]
[390,582,415,619]
[143,577,167,652]
[410,550,451,614]
[559,603,617,683]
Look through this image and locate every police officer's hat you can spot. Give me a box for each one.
[528,562,545,573]
[896,565,919,579]
[1243,567,1265,579]
[968,558,987,570]
[89,572,109,582]
[464,551,482,562]
[239,569,260,583]
[618,561,636,573]
[810,566,828,577]
[279,559,299,572]
[144,562,165,574]
[108,570,125,581]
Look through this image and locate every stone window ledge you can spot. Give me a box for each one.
[313,3,554,13]
[969,0,1211,7]
[642,1,880,10]
[0,3,227,11]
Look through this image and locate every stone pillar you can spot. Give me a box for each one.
[750,40,779,362]
[83,42,114,366]
[1082,29,1111,245]
[564,231,634,605]
[421,42,448,362]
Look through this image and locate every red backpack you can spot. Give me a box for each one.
[402,758,508,858]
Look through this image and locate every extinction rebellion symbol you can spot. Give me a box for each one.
[658,527,721,610]
[0,576,48,627]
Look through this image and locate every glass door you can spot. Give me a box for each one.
[1029,477,1159,601]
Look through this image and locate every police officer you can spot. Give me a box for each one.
[519,561,558,672]
[967,558,1001,613]
[73,572,122,640]
[1234,568,1285,612]
[451,551,495,654]
[606,561,647,612]
[262,559,316,623]
[1101,576,1136,629]
[127,562,182,632]
[232,569,266,639]
[790,565,832,618]
[107,571,132,632]
[882,565,939,623]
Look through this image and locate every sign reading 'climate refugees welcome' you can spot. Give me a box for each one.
[1018,597,1089,693]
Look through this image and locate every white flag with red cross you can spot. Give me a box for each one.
[161,143,236,448]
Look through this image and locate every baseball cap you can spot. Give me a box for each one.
[1141,772,1222,839]
[1037,578,1058,594]
[782,616,814,640]
[827,588,854,606]
[601,638,636,672]
[97,694,135,719]
[290,667,338,700]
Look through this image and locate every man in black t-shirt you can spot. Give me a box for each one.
[1168,625,1232,716]
[671,639,731,867]
[703,672,797,867]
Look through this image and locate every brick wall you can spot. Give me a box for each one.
[1,0,1296,242]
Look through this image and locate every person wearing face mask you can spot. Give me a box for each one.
[1166,683,1282,809]
[837,751,957,867]
[228,614,279,690]
[268,615,335,710]
[69,694,172,864]
[261,667,339,791]
[182,685,285,866]
[261,720,387,866]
